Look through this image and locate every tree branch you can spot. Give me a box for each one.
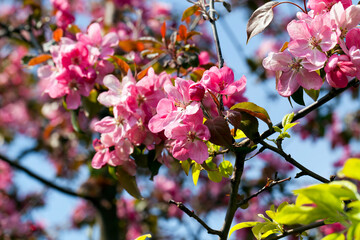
[237,177,291,207]
[169,200,222,236]
[219,152,246,240]
[264,221,326,240]
[259,140,330,183]
[0,153,94,200]
[236,78,359,148]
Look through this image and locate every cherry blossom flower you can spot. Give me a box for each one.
[324,54,357,88]
[200,66,246,95]
[263,51,323,96]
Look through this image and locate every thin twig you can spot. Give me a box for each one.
[264,221,326,240]
[169,200,222,236]
[0,153,94,201]
[238,177,291,207]
[259,140,330,183]
[209,0,224,68]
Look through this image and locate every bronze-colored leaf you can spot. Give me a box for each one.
[28,54,52,66]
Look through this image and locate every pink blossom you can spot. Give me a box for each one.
[263,51,323,97]
[325,54,356,88]
[330,2,360,39]
[307,0,352,14]
[198,51,210,65]
[0,161,12,191]
[94,105,137,143]
[200,66,246,95]
[148,78,201,135]
[287,14,337,69]
[170,112,210,163]
[97,72,136,107]
[77,22,119,60]
[91,139,112,169]
[189,82,205,101]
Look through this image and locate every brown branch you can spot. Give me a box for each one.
[169,200,222,236]
[237,177,291,207]
[259,140,330,183]
[0,153,95,201]
[264,221,326,240]
[219,152,246,240]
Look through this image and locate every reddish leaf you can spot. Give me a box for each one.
[53,28,63,42]
[109,56,130,74]
[246,1,279,44]
[118,40,145,52]
[137,67,150,80]
[28,54,52,66]
[181,5,199,21]
[231,102,272,128]
[204,116,233,147]
[186,31,201,40]
[179,25,187,41]
[161,22,166,39]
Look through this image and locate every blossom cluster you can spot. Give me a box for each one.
[263,0,360,97]
[92,65,246,172]
[38,22,118,109]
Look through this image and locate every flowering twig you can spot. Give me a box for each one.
[169,200,222,236]
[237,177,291,207]
[264,221,326,240]
[259,140,330,183]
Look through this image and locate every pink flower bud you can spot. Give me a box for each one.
[189,82,205,101]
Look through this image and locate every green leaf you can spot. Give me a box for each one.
[116,166,142,199]
[181,5,199,21]
[283,122,299,132]
[181,159,191,176]
[273,126,282,133]
[304,88,320,101]
[294,186,343,213]
[321,233,345,240]
[229,222,259,238]
[282,112,295,128]
[291,87,305,106]
[219,161,233,178]
[252,222,279,240]
[70,110,83,133]
[238,112,260,140]
[135,234,152,240]
[347,201,360,221]
[274,205,328,225]
[231,102,272,128]
[192,162,202,186]
[339,158,360,181]
[208,170,222,182]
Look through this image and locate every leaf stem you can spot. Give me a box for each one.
[272,1,307,13]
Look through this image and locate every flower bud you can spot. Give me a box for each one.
[189,82,205,101]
